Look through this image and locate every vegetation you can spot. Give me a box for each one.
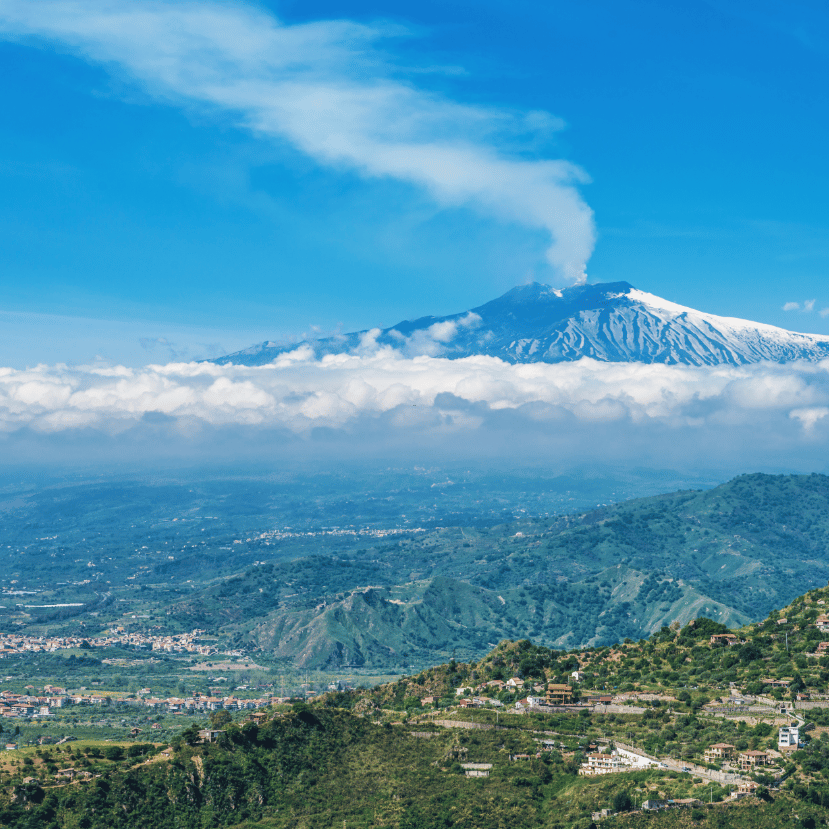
[6,472,829,669]
[168,473,829,667]
[5,583,829,826]
[348,579,829,714]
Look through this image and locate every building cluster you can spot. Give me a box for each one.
[250,526,427,544]
[0,629,234,657]
[128,692,271,713]
[436,678,609,711]
[702,727,800,769]
[592,785,760,820]
[0,684,280,719]
[0,685,98,718]
[444,677,547,709]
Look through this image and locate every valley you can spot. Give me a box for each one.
[2,470,829,672]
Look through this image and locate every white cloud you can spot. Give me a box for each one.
[790,407,829,432]
[783,300,818,313]
[5,354,829,476]
[0,0,595,283]
[0,353,828,443]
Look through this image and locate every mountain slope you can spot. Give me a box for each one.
[214,282,829,367]
[170,473,829,668]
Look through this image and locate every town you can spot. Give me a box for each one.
[0,629,239,658]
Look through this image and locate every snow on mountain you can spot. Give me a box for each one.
[213,281,829,367]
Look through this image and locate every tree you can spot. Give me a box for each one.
[209,710,232,728]
[612,790,633,812]
[180,724,202,746]
[739,641,763,664]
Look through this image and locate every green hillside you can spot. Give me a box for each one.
[169,473,829,667]
[0,706,819,829]
[352,580,829,712]
[9,585,829,829]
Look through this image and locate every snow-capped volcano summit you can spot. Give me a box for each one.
[214,282,829,367]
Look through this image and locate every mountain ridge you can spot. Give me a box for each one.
[214,281,829,367]
[169,472,829,668]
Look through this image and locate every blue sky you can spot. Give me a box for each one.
[0,0,827,367]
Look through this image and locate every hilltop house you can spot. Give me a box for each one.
[710,633,739,646]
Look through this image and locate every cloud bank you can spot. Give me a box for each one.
[4,352,829,472]
[0,0,595,282]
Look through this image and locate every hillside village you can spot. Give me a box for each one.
[305,581,829,818]
[3,583,829,826]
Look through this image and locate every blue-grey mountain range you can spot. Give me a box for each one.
[214,281,829,367]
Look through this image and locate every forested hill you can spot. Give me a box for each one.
[355,580,829,712]
[170,473,829,667]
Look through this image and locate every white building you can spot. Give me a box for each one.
[579,752,632,776]
[779,724,800,749]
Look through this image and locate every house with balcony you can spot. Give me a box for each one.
[546,684,573,705]
[703,743,735,763]
[738,750,768,769]
[579,752,632,776]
